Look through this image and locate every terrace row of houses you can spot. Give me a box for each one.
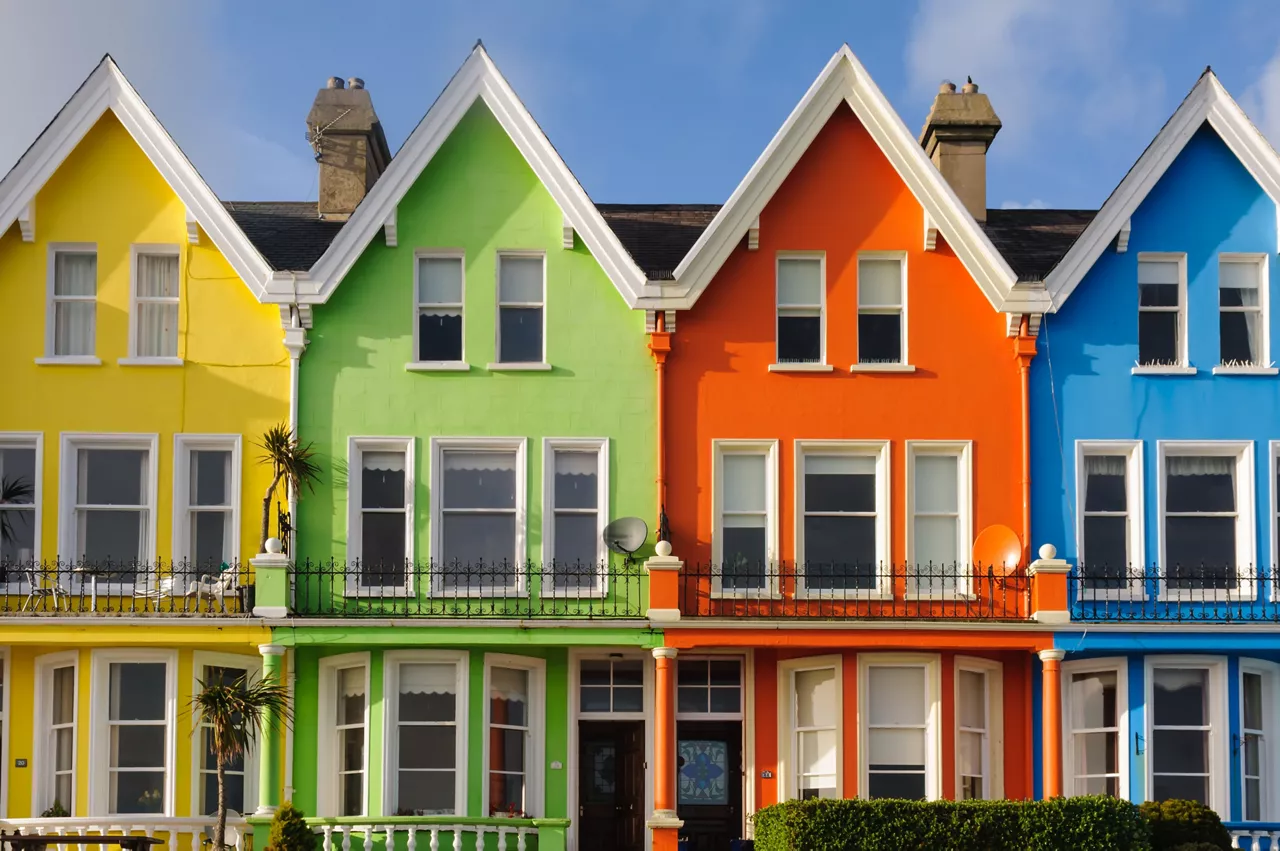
[0,43,1278,851]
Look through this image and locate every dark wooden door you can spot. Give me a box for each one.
[578,721,645,851]
[677,721,743,851]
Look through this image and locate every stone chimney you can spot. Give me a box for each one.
[307,76,392,221]
[919,78,1001,222]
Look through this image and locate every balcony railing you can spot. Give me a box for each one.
[0,560,252,616]
[291,559,646,618]
[679,561,1031,620]
[0,816,247,851]
[1226,823,1280,850]
[302,816,570,851]
[1069,565,1280,622]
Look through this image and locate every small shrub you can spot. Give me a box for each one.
[265,802,315,851]
[40,801,69,818]
[1138,800,1231,851]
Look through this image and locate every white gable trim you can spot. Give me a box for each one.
[653,45,1022,314]
[1045,71,1280,309]
[0,56,273,299]
[275,45,648,307]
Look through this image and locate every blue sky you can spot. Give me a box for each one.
[2,0,1279,211]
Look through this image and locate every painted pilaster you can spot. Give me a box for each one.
[256,643,287,815]
[252,538,290,618]
[1038,648,1066,798]
[644,541,682,623]
[1028,544,1071,624]
[647,646,682,851]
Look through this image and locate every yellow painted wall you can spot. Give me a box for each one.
[0,109,289,564]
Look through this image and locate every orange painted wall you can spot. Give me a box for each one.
[666,102,1024,575]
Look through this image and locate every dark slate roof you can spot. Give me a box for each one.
[981,209,1097,281]
[222,201,343,271]
[596,204,721,280]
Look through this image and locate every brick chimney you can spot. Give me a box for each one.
[307,76,391,221]
[919,79,1001,222]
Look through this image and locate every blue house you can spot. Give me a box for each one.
[1029,70,1280,840]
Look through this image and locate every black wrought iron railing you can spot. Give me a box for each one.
[290,559,646,618]
[0,559,252,616]
[1070,564,1280,622]
[679,561,1030,620]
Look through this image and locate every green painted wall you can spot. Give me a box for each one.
[296,98,656,616]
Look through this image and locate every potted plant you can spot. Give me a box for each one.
[256,423,321,552]
[264,803,314,851]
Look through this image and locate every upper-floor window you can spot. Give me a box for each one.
[907,442,971,595]
[130,247,180,360]
[1077,442,1142,591]
[795,441,888,595]
[1159,442,1252,594]
[543,439,607,595]
[496,254,544,364]
[175,436,239,570]
[48,247,97,359]
[348,438,413,591]
[1218,255,1268,368]
[776,256,823,364]
[1137,254,1186,367]
[416,255,464,363]
[431,438,525,595]
[712,440,778,594]
[0,436,39,565]
[857,255,905,365]
[61,434,157,572]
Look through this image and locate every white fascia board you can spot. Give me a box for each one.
[1045,73,1280,310]
[668,45,1018,314]
[306,46,647,308]
[0,57,273,300]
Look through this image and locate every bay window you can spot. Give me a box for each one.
[195,657,256,815]
[319,656,368,817]
[863,662,935,799]
[90,650,174,816]
[36,653,77,814]
[1240,663,1276,821]
[780,657,841,801]
[956,658,1002,800]
[1147,659,1226,811]
[1064,660,1125,797]
[484,656,544,818]
[386,652,466,817]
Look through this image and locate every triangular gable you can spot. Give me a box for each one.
[655,45,1026,316]
[280,44,649,307]
[1045,70,1280,309]
[0,56,273,299]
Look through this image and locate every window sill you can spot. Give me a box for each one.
[487,362,552,372]
[1131,365,1196,375]
[405,362,471,372]
[767,363,834,373]
[849,363,916,373]
[118,357,183,367]
[34,356,101,366]
[1211,365,1278,376]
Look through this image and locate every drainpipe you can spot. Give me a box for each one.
[648,311,673,541]
[1014,315,1037,564]
[283,303,308,556]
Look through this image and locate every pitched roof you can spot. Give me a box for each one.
[655,45,1037,316]
[981,209,1096,282]
[597,204,721,280]
[0,55,273,298]
[223,201,342,271]
[269,44,649,307]
[1043,69,1280,308]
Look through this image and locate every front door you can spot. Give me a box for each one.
[677,721,743,851]
[579,720,645,851]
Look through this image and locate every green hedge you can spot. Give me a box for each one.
[1138,800,1232,850]
[751,797,1153,851]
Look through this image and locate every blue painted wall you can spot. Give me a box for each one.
[1032,124,1280,615]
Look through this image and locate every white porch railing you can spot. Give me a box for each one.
[313,823,535,851]
[0,817,247,851]
[1230,826,1280,851]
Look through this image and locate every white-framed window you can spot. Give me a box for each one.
[860,654,940,800]
[496,253,545,364]
[955,657,1003,800]
[712,440,778,596]
[1218,254,1268,368]
[795,440,889,597]
[415,253,465,364]
[347,438,414,591]
[857,253,906,365]
[89,649,176,816]
[1157,441,1254,596]
[34,651,76,815]
[1145,657,1228,811]
[577,656,647,716]
[46,245,97,360]
[59,434,158,573]
[1240,662,1279,822]
[905,442,972,595]
[779,655,841,801]
[192,652,258,816]
[542,438,608,596]
[430,437,526,595]
[129,245,180,361]
[1063,658,1127,798]
[318,653,369,817]
[174,435,240,570]
[0,433,41,568]
[1076,441,1144,592]
[776,255,824,364]
[676,657,744,719]
[483,654,545,818]
[383,651,468,817]
[1137,253,1187,368]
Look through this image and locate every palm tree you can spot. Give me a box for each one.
[190,672,293,851]
[257,423,321,552]
[1,474,34,551]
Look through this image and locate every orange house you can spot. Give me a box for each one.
[615,47,1058,850]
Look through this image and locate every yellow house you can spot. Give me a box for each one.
[0,57,291,834]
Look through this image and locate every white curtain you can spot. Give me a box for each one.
[807,454,875,475]
[399,663,457,695]
[338,667,366,698]
[137,254,178,358]
[363,451,406,472]
[1167,456,1234,477]
[795,668,837,727]
[858,258,903,308]
[723,454,766,513]
[418,257,463,305]
[490,667,529,703]
[54,253,96,356]
[554,451,598,477]
[1084,455,1126,507]
[498,257,543,304]
[777,258,822,307]
[1220,260,1261,360]
[868,667,926,725]
[443,450,516,472]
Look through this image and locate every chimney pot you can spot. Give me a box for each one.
[962,80,979,94]
[326,76,345,89]
[348,77,365,90]
[939,80,957,94]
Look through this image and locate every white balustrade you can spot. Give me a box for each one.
[0,817,246,851]
[1229,828,1280,851]
[310,822,542,851]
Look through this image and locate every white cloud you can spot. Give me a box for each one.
[1000,199,1048,209]
[1241,49,1280,149]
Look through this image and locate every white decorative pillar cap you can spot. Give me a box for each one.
[259,643,286,657]
[652,646,678,660]
[1038,648,1067,663]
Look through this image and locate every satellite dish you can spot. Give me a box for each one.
[604,517,649,561]
[972,524,1023,574]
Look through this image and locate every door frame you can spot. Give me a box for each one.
[567,648,655,851]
